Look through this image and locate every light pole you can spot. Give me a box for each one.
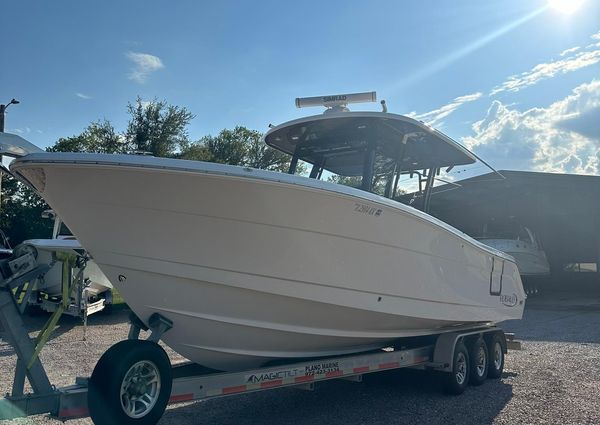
[0,98,20,133]
[0,98,19,209]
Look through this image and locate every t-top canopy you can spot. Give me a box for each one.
[264,112,476,176]
[0,133,43,158]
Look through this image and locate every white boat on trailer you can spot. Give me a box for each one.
[0,92,524,424]
[7,92,524,371]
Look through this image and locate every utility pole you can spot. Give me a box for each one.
[0,98,20,210]
[0,98,20,132]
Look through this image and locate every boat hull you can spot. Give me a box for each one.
[11,154,525,370]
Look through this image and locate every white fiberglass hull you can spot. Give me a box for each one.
[11,154,525,371]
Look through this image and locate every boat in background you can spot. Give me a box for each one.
[476,218,550,296]
[15,210,113,316]
[476,219,550,277]
[4,92,525,371]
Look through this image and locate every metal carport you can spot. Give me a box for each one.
[428,170,600,293]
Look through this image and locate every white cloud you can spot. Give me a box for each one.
[490,49,600,95]
[407,92,483,127]
[11,127,31,134]
[126,51,164,83]
[490,30,600,95]
[75,92,92,99]
[559,46,580,56]
[464,80,600,174]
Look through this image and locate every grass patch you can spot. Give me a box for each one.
[110,288,129,310]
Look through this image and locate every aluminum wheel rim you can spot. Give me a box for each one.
[455,352,467,384]
[476,345,487,376]
[493,342,503,370]
[120,360,161,419]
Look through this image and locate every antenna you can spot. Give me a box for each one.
[295,91,377,111]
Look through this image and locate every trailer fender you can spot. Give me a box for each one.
[430,328,504,372]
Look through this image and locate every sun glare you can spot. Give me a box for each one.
[548,0,586,14]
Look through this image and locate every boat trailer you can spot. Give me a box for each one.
[0,254,514,424]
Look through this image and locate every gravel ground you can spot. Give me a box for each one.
[1,292,599,425]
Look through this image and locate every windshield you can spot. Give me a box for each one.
[481,221,531,242]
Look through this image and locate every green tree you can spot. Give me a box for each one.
[0,175,52,244]
[328,175,362,189]
[180,126,294,172]
[126,97,195,157]
[48,120,126,153]
[194,127,248,165]
[176,143,212,162]
[245,128,292,172]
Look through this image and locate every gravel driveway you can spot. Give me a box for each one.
[1,293,599,425]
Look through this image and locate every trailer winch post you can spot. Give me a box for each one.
[0,263,58,418]
[27,253,82,369]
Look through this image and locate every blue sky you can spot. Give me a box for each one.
[2,0,600,175]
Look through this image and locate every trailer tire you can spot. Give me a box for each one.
[442,342,469,395]
[468,338,488,385]
[88,339,172,425]
[487,333,505,379]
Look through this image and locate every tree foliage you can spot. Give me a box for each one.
[328,157,406,197]
[0,175,52,244]
[126,97,194,157]
[328,175,362,189]
[180,126,293,172]
[48,120,126,153]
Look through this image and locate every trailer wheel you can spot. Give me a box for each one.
[468,338,488,385]
[442,342,469,395]
[88,339,172,425]
[487,333,505,379]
